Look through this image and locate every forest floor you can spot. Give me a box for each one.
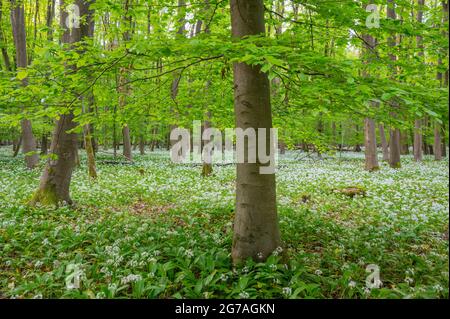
[0,147,448,299]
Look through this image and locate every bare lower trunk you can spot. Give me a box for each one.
[13,135,22,157]
[379,124,389,161]
[139,136,145,155]
[41,134,48,155]
[442,125,447,157]
[202,111,213,177]
[414,1,424,163]
[364,118,379,171]
[413,119,423,161]
[387,1,401,169]
[400,131,409,155]
[122,125,132,160]
[11,1,39,169]
[434,123,442,161]
[20,119,39,168]
[30,0,90,206]
[83,125,97,179]
[118,69,132,161]
[389,128,401,168]
[230,0,281,264]
[30,113,78,206]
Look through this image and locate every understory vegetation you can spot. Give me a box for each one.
[1,148,448,299]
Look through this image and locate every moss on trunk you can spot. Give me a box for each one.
[29,185,59,206]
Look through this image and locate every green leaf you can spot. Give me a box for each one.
[17,70,28,81]
[265,55,284,67]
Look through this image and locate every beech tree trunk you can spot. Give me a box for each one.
[442,124,447,157]
[84,125,97,179]
[13,135,22,157]
[434,1,448,161]
[30,0,88,206]
[139,136,145,155]
[10,0,39,169]
[82,1,97,178]
[122,125,133,160]
[414,0,424,162]
[119,0,133,161]
[414,119,423,161]
[389,128,401,168]
[230,0,281,264]
[434,123,442,161]
[0,1,12,71]
[364,117,379,171]
[202,111,213,177]
[400,131,409,155]
[379,124,389,161]
[387,0,401,168]
[361,29,379,171]
[40,134,48,155]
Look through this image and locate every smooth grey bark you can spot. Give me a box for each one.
[389,128,401,168]
[82,0,97,178]
[387,0,401,168]
[118,0,133,161]
[230,0,281,264]
[10,0,39,169]
[379,124,389,161]
[361,28,379,171]
[169,0,186,149]
[414,119,423,161]
[434,0,448,161]
[364,117,379,171]
[414,0,424,162]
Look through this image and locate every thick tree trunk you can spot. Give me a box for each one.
[30,113,78,205]
[11,0,39,169]
[389,128,401,168]
[414,119,423,161]
[364,118,379,171]
[230,0,281,264]
[30,0,89,206]
[122,125,133,160]
[379,124,389,161]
